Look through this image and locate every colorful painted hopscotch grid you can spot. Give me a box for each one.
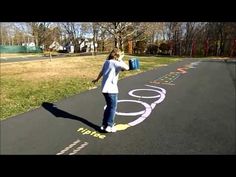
[150,72,181,85]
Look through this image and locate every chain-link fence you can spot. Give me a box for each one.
[0,45,43,53]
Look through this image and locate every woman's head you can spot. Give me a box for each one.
[107,48,122,60]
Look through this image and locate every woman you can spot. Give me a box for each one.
[92,48,129,132]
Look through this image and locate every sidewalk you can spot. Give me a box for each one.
[0,53,43,59]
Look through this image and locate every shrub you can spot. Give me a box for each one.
[146,44,159,54]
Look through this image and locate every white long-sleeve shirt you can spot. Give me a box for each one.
[101,59,129,93]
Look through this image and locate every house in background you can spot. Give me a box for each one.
[48,38,98,53]
[79,38,98,52]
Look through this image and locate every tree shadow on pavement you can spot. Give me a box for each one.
[42,102,102,132]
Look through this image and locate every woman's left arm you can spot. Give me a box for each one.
[92,70,103,83]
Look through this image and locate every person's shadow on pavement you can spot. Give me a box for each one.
[42,102,102,132]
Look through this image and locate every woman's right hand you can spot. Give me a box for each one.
[118,52,125,61]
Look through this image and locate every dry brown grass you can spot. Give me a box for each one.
[1,55,109,82]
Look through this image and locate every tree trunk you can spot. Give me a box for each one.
[128,40,132,54]
[93,35,96,53]
[114,37,118,48]
[119,35,123,50]
[230,39,236,57]
[92,24,98,54]
[204,39,209,56]
[102,40,105,51]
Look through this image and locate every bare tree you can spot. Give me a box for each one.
[182,22,205,56]
[203,22,236,56]
[92,22,99,53]
[97,26,111,52]
[165,22,184,55]
[0,23,8,45]
[29,23,49,45]
[0,23,16,45]
[2,22,235,57]
[140,22,165,44]
[98,22,141,50]
[60,22,91,52]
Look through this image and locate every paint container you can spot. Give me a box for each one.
[136,58,140,69]
[129,58,140,70]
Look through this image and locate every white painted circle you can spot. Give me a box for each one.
[104,100,150,116]
[145,85,166,94]
[103,86,167,128]
[129,89,162,98]
[116,100,151,116]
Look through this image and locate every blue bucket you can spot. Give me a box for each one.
[129,58,140,70]
[136,59,140,69]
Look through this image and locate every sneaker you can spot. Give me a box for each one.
[105,125,117,133]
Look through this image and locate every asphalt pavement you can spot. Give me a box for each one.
[1,58,235,154]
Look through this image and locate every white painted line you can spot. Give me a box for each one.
[69,142,88,155]
[56,139,81,155]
